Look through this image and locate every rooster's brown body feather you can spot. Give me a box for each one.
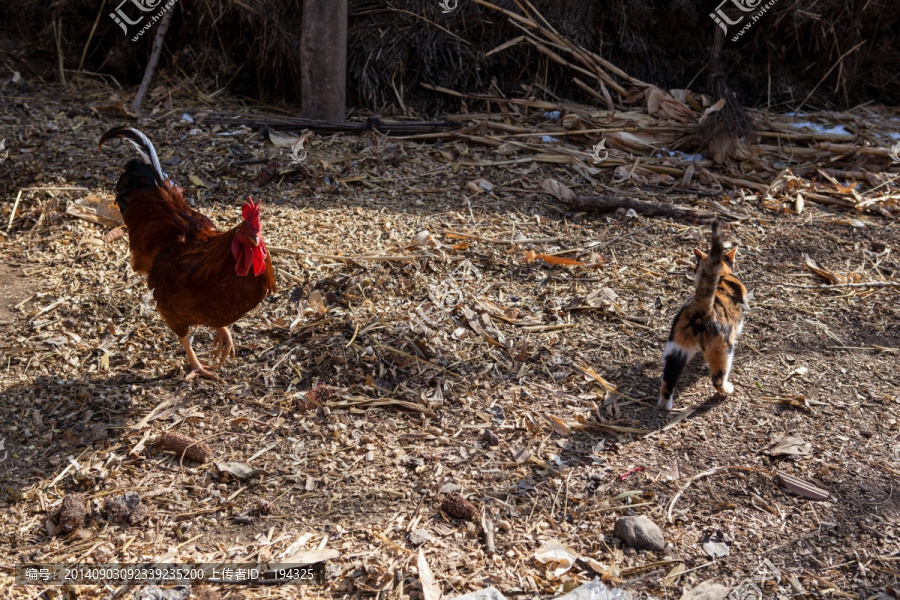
[149,225,275,338]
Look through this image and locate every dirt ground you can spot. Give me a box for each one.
[1,81,899,600]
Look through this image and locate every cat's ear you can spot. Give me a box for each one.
[725,247,737,265]
[693,249,706,270]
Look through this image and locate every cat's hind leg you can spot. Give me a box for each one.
[659,341,695,411]
[706,339,735,395]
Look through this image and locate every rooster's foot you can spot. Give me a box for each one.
[184,365,222,381]
[179,334,222,381]
[211,327,235,368]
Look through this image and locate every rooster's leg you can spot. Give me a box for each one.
[179,335,221,381]
[211,327,235,368]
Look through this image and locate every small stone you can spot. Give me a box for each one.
[680,579,729,600]
[449,587,508,600]
[409,529,432,546]
[702,539,729,558]
[482,429,500,446]
[613,515,665,551]
[440,483,462,495]
[554,578,634,600]
[701,530,730,558]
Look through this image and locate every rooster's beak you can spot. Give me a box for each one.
[249,235,260,247]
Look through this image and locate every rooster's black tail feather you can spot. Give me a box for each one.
[99,126,168,212]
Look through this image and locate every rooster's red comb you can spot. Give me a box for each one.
[241,196,262,228]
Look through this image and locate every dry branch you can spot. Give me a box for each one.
[7,190,22,231]
[202,113,455,136]
[131,6,175,113]
[758,281,900,290]
[469,0,647,98]
[566,195,716,223]
[481,514,496,556]
[666,466,773,523]
[52,18,66,86]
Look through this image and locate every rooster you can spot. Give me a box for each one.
[99,126,276,380]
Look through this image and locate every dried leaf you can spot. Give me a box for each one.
[475,297,541,325]
[524,251,584,267]
[803,255,860,284]
[561,113,586,130]
[540,178,575,201]
[659,96,697,123]
[763,435,812,457]
[511,447,531,464]
[546,414,573,436]
[785,366,808,379]
[533,539,578,579]
[253,160,280,189]
[466,178,494,194]
[268,130,302,148]
[278,548,339,565]
[583,556,622,582]
[803,255,845,284]
[709,136,754,163]
[94,102,137,118]
[604,131,658,153]
[188,174,208,188]
[304,290,327,317]
[411,230,441,248]
[67,194,123,228]
[776,471,830,500]
[665,562,686,581]
[215,461,269,480]
[698,98,726,125]
[418,549,442,600]
[645,86,664,117]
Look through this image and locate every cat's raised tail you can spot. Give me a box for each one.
[687,219,724,315]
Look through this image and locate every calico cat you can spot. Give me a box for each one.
[658,220,747,411]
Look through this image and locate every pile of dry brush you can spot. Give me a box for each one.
[2,0,899,114]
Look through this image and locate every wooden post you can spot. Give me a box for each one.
[301,0,348,121]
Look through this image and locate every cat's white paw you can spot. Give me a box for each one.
[718,381,734,395]
[658,396,674,411]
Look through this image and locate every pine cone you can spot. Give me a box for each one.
[58,493,87,533]
[440,491,477,521]
[128,504,150,525]
[256,499,274,515]
[154,431,212,464]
